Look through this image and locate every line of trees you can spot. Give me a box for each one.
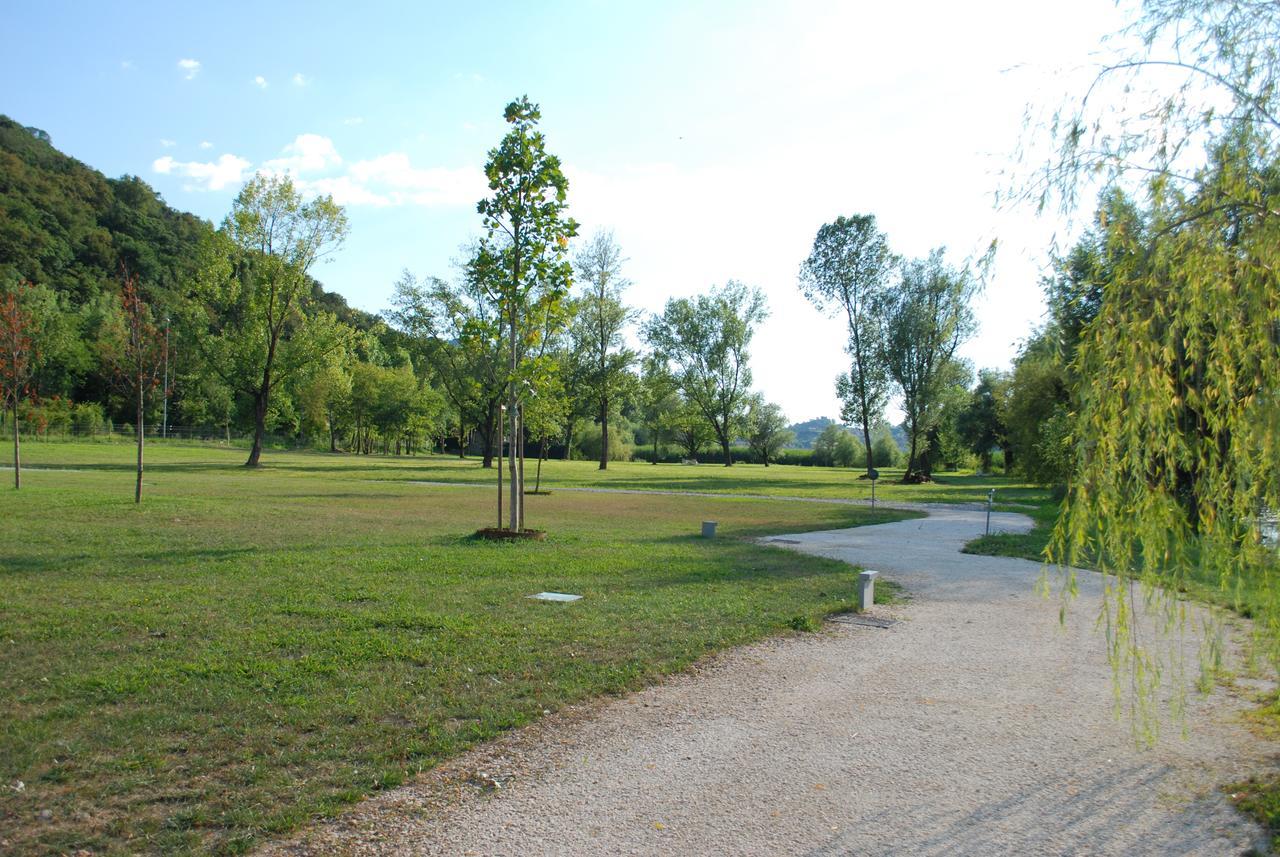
[0,100,800,525]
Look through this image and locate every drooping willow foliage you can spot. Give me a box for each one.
[1037,0,1280,738]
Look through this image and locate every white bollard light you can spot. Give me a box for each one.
[701,520,718,538]
[859,570,879,610]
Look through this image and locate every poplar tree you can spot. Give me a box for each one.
[572,231,637,470]
[799,214,893,476]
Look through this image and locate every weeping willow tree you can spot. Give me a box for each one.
[1034,0,1280,737]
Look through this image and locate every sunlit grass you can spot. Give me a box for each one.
[1,441,916,855]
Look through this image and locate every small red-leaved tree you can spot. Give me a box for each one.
[0,282,39,490]
[103,272,167,503]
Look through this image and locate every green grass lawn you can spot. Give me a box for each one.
[1,441,921,855]
[13,437,1049,507]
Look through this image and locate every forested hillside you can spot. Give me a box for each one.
[0,114,384,434]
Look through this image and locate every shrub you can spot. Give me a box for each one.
[71,402,105,435]
[774,448,815,466]
[574,422,634,462]
[871,433,899,467]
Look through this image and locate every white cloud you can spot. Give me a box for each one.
[292,72,309,87]
[177,58,201,80]
[159,138,176,148]
[152,153,250,191]
[343,116,364,126]
[300,175,392,207]
[345,153,485,206]
[199,141,213,150]
[120,60,133,70]
[453,71,485,84]
[175,132,484,208]
[253,75,268,89]
[263,134,342,175]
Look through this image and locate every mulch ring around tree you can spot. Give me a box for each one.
[473,528,547,541]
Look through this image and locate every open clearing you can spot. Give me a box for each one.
[5,442,1269,855]
[266,506,1278,856]
[0,442,911,855]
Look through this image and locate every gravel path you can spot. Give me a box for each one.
[263,503,1276,856]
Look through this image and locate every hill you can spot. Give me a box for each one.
[786,416,907,451]
[0,114,379,407]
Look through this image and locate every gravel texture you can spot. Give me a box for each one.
[262,504,1276,856]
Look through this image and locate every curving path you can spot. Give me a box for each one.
[265,503,1275,856]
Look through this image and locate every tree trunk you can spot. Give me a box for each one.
[720,431,734,467]
[862,421,875,477]
[598,396,609,470]
[652,426,659,464]
[497,406,503,528]
[12,399,19,490]
[246,386,267,467]
[328,411,338,452]
[135,381,144,504]
[535,436,545,492]
[508,314,520,532]
[481,408,496,468]
[516,405,525,530]
[904,418,920,482]
[508,399,518,531]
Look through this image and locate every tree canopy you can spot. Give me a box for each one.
[643,282,767,466]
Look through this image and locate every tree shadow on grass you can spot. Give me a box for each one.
[0,546,260,576]
[21,461,249,475]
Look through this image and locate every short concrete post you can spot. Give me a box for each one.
[701,520,717,538]
[858,570,879,610]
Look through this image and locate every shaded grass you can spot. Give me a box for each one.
[1227,775,1280,855]
[1,442,916,855]
[961,501,1057,562]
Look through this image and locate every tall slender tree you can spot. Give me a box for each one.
[474,96,578,532]
[101,271,167,503]
[0,281,40,490]
[572,231,637,470]
[799,214,893,475]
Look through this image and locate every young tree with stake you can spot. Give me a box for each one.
[101,272,167,503]
[475,96,577,532]
[0,282,40,490]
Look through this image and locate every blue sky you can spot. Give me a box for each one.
[5,0,1124,421]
